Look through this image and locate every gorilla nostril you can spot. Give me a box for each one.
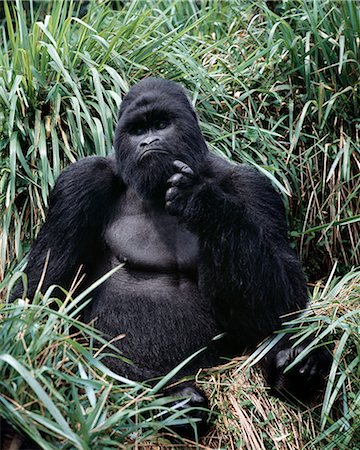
[140,137,160,147]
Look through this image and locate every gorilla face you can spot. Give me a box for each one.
[114,78,208,201]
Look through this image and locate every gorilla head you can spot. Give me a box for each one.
[114,78,208,201]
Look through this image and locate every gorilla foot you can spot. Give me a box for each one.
[263,343,332,402]
[163,382,211,439]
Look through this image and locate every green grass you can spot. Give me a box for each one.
[0,0,359,448]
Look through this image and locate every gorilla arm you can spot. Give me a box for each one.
[166,156,308,350]
[11,157,118,301]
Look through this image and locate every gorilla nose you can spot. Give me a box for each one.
[140,137,160,147]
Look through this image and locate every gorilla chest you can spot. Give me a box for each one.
[104,197,199,273]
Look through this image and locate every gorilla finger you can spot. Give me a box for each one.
[309,363,321,378]
[168,173,184,186]
[299,362,310,375]
[166,200,182,215]
[173,160,195,177]
[298,357,317,376]
[275,350,291,369]
[165,187,179,201]
[168,173,194,187]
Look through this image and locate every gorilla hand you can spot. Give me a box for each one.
[165,160,201,217]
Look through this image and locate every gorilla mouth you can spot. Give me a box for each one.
[139,149,169,162]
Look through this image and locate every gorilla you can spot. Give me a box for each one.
[12,78,330,432]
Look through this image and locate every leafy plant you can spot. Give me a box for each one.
[0,0,359,448]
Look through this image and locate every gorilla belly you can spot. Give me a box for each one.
[89,267,221,380]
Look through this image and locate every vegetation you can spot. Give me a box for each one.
[0,0,359,448]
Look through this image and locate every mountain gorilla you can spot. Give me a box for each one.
[13,78,330,432]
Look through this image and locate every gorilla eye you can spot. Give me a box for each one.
[154,120,168,130]
[131,124,147,135]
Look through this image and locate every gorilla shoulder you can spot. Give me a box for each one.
[50,156,119,200]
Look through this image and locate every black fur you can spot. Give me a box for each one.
[12,78,331,435]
